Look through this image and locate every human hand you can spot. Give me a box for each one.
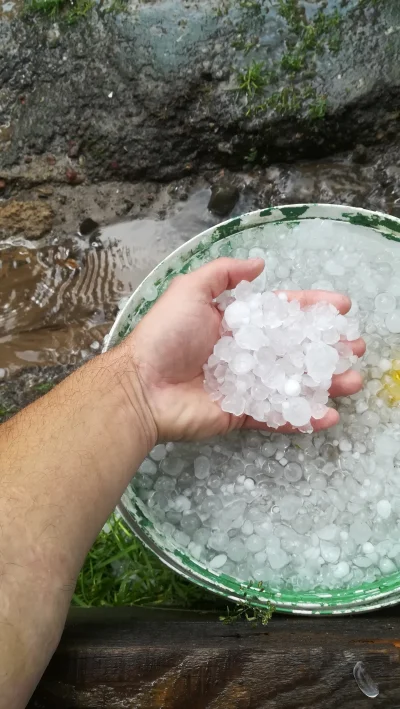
[126,258,365,441]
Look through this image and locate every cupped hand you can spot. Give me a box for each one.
[127,258,365,441]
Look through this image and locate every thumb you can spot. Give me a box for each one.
[188,257,265,299]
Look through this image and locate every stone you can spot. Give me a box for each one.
[0,200,53,240]
[66,167,84,185]
[68,140,81,158]
[79,217,100,236]
[208,182,239,217]
[351,144,368,165]
[37,186,54,198]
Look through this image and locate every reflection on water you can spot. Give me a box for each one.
[99,188,221,292]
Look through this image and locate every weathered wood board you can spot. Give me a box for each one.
[29,607,400,708]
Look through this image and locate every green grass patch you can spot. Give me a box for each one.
[277,0,304,28]
[220,599,274,625]
[73,515,274,626]
[24,0,65,16]
[358,0,379,7]
[280,52,306,73]
[0,405,17,418]
[238,0,262,14]
[73,514,216,608]
[244,147,258,163]
[236,61,279,97]
[237,62,269,97]
[234,0,348,120]
[24,0,95,23]
[104,0,129,13]
[245,83,324,119]
[33,382,55,394]
[308,95,327,120]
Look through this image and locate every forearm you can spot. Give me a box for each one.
[0,343,156,708]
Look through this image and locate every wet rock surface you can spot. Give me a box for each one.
[0,173,167,239]
[208,181,240,217]
[1,1,400,180]
[0,200,53,239]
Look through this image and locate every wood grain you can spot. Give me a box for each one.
[28,607,400,709]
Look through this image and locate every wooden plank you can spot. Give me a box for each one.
[29,607,400,709]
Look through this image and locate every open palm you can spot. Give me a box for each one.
[129,258,365,442]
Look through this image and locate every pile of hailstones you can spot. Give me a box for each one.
[130,222,400,593]
[203,280,360,430]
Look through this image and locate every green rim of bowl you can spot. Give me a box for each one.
[104,203,400,615]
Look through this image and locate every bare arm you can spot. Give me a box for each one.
[0,347,156,708]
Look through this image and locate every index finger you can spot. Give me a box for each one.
[281,290,351,315]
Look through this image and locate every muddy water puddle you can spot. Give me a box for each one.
[0,189,234,373]
[2,147,400,376]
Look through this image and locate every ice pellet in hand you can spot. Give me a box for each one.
[204,284,360,429]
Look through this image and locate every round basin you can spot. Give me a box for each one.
[103,203,400,615]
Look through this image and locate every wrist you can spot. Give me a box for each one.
[102,341,158,455]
